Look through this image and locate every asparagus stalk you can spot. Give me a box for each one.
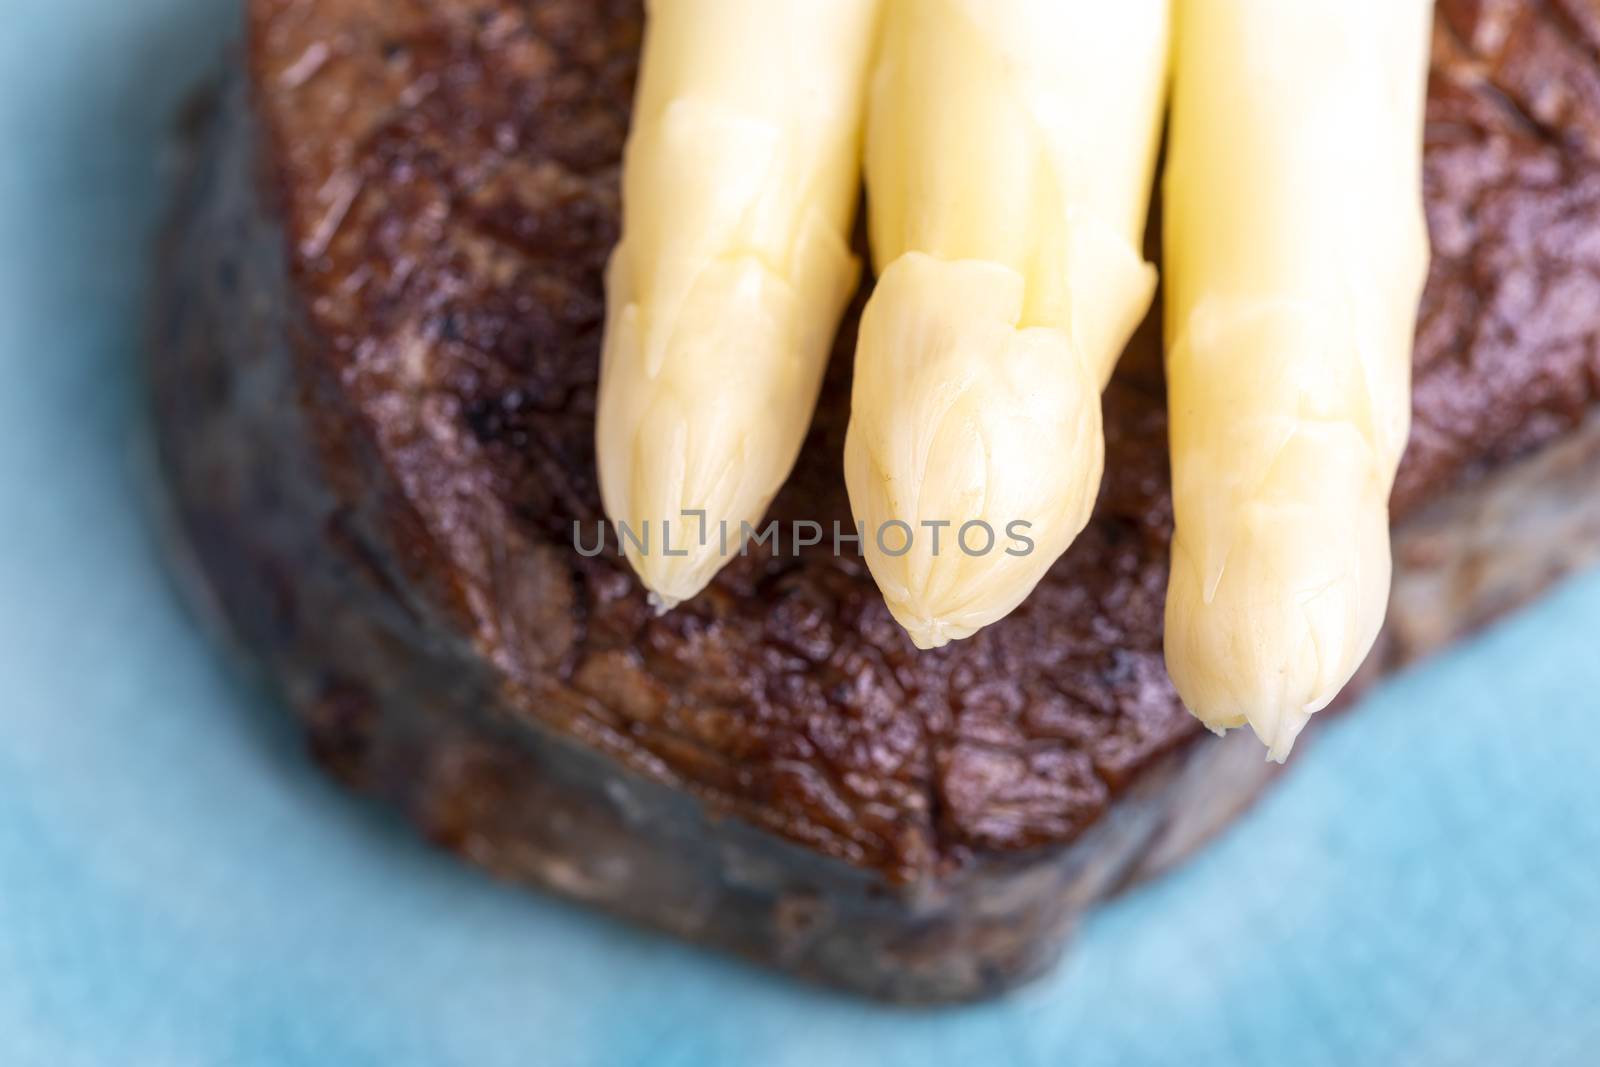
[596,0,881,609]
[845,0,1170,649]
[1163,0,1433,760]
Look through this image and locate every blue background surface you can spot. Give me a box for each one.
[2,2,1599,1064]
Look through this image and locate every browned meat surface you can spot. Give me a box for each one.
[1403,0,1600,510]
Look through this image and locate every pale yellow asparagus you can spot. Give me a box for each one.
[596,0,880,609]
[845,0,1170,649]
[1163,0,1432,760]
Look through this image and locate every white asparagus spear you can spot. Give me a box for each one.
[1163,0,1433,760]
[845,0,1170,649]
[596,0,881,609]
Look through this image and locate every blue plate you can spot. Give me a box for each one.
[3,3,1598,1064]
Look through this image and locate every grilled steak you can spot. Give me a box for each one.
[149,0,1600,1000]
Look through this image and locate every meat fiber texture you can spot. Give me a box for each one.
[148,0,1600,1001]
